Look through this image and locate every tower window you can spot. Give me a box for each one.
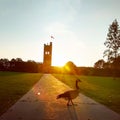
[45,51,50,54]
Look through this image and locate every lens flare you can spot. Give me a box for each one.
[37,92,40,95]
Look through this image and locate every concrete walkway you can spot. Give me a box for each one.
[0,74,120,120]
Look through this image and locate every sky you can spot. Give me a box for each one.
[0,0,120,67]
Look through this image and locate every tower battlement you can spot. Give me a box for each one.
[44,42,52,47]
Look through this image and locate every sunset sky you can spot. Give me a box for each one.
[0,0,120,66]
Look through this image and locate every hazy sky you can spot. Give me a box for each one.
[0,0,120,66]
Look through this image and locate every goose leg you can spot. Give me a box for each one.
[67,99,70,106]
[71,100,74,105]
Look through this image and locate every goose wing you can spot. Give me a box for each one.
[57,90,79,100]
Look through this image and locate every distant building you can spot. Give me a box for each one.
[42,42,52,72]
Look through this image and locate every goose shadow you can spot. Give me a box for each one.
[67,105,79,120]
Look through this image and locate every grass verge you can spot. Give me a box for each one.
[53,74,120,114]
[0,71,42,116]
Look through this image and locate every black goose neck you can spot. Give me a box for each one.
[76,80,79,89]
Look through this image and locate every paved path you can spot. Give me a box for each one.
[0,74,120,120]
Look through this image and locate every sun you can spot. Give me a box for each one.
[52,56,66,67]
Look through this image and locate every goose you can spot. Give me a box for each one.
[57,79,81,106]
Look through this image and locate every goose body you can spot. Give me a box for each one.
[57,79,81,106]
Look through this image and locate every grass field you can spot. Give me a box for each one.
[0,72,43,116]
[53,74,120,114]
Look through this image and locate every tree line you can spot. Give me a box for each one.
[94,57,120,70]
[0,58,40,73]
[0,57,120,77]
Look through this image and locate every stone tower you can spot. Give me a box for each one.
[43,42,52,68]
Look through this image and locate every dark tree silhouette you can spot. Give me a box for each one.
[0,58,9,70]
[104,19,120,78]
[16,58,23,62]
[104,19,120,64]
[63,61,79,74]
[0,57,39,72]
[112,56,120,70]
[94,59,105,69]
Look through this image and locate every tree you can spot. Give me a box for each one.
[112,56,120,70]
[0,58,10,70]
[63,61,79,74]
[16,58,23,62]
[94,59,105,69]
[104,19,120,64]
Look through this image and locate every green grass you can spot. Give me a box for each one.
[0,71,43,115]
[53,74,120,114]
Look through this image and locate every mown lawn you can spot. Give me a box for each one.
[53,74,120,114]
[0,72,43,116]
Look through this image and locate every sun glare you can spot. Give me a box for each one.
[37,92,41,95]
[52,57,66,67]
